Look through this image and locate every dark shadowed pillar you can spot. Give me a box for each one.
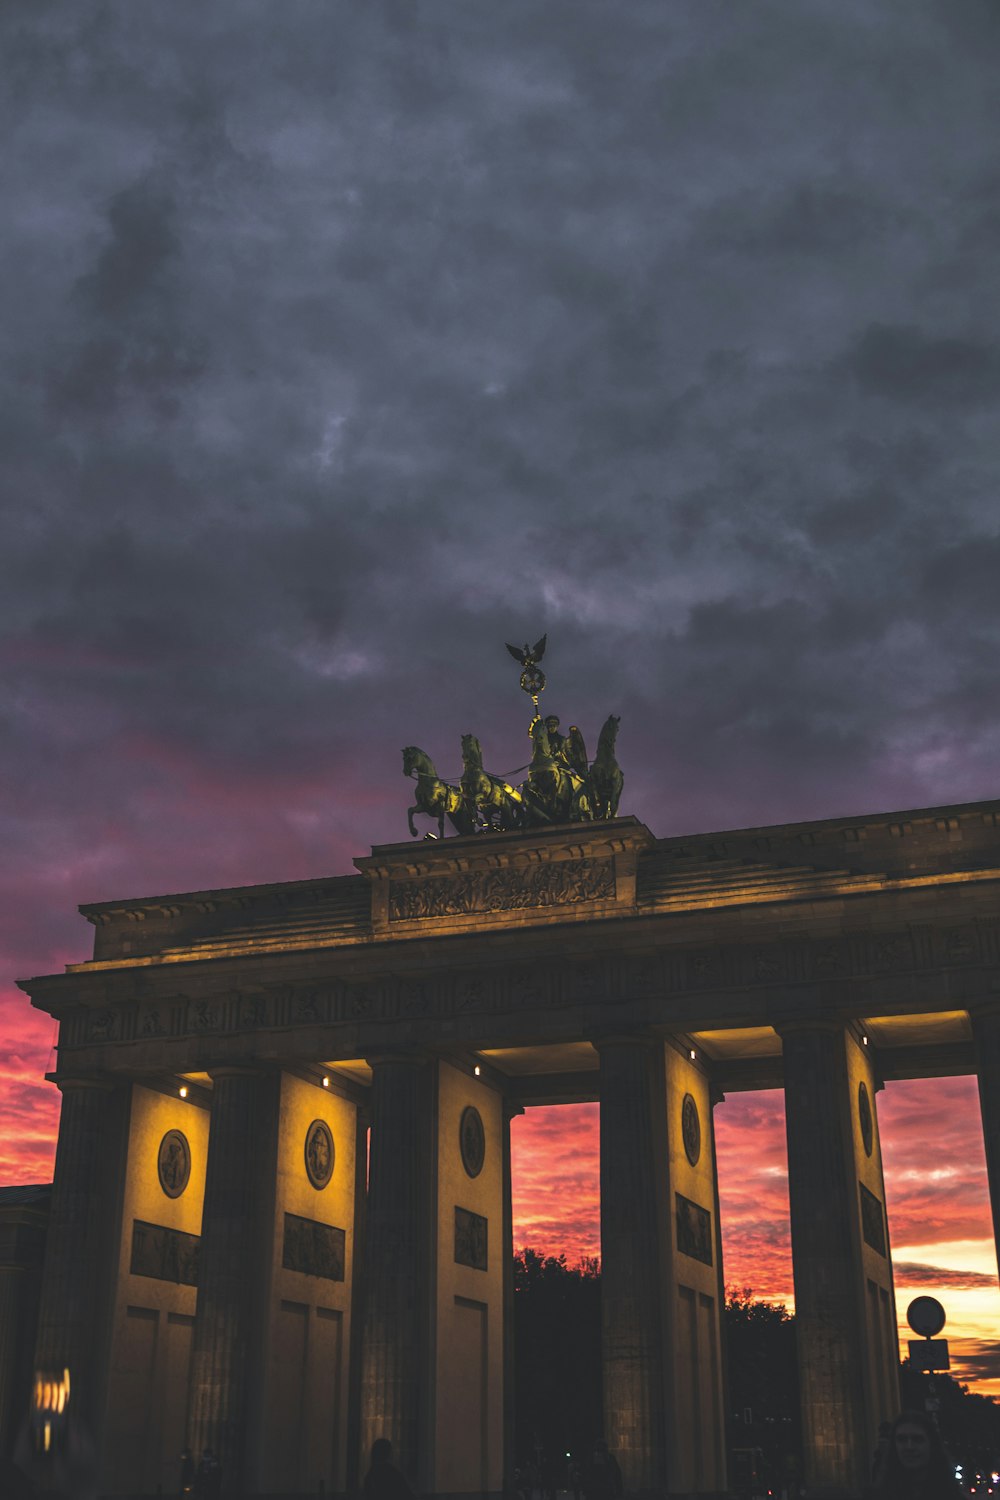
[33,1078,123,1431]
[504,1101,524,1499]
[346,1102,371,1497]
[971,1004,1000,1279]
[780,1022,869,1498]
[188,1067,277,1492]
[596,1036,668,1497]
[359,1054,434,1491]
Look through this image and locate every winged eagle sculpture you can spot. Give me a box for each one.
[504,634,547,669]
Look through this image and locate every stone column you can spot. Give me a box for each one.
[33,1079,117,1427]
[346,1104,371,1497]
[779,1022,870,1498]
[359,1055,434,1489]
[0,1266,22,1452]
[596,1036,669,1497]
[503,1102,524,1498]
[188,1068,277,1492]
[971,1004,1000,1278]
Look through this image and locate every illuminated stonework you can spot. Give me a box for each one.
[14,798,1000,1498]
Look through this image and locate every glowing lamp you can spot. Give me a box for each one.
[474,1065,481,1076]
[322,1075,330,1087]
[32,1367,70,1456]
[178,1086,188,1099]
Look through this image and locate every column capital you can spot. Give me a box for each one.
[45,1072,116,1094]
[590,1029,659,1053]
[364,1049,434,1069]
[205,1064,267,1082]
[773,1016,846,1039]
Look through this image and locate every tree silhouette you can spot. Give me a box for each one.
[513,1249,602,1465]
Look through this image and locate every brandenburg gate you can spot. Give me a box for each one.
[16,645,1000,1498]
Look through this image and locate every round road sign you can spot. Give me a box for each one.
[907,1296,946,1337]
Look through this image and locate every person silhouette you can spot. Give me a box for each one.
[363,1438,415,1500]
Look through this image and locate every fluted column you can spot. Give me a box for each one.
[971,1004,1000,1279]
[33,1079,115,1425]
[346,1104,371,1497]
[0,1267,22,1452]
[359,1055,434,1489]
[503,1101,523,1498]
[596,1036,668,1497]
[188,1067,276,1491]
[780,1022,867,1498]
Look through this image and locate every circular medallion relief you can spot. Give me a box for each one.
[858,1081,874,1158]
[304,1119,335,1189]
[460,1105,486,1179]
[681,1094,701,1167]
[157,1129,191,1199]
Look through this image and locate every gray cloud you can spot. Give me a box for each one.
[1,0,999,944]
[895,1262,998,1292]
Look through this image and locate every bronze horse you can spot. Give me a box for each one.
[402,746,472,838]
[460,733,526,832]
[589,713,623,818]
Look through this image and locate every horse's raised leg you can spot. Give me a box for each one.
[408,805,420,838]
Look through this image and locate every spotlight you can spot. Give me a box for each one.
[862,1035,869,1046]
[689,1049,696,1061]
[322,1075,330,1088]
[474,1065,481,1076]
[178,1086,188,1099]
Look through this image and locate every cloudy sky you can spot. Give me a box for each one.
[3,1,999,1392]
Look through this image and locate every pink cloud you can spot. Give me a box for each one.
[0,990,60,1183]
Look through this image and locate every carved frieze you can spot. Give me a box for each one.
[456,977,489,1012]
[859,1182,886,1255]
[131,1219,199,1286]
[388,858,615,922]
[567,960,607,1003]
[88,1008,118,1042]
[282,1212,345,1280]
[192,1001,221,1033]
[625,955,661,995]
[342,983,377,1019]
[238,992,270,1028]
[399,981,429,1017]
[687,949,725,989]
[752,947,783,983]
[675,1193,713,1266]
[508,967,550,1010]
[454,1207,488,1270]
[811,941,850,979]
[945,926,979,965]
[869,935,907,973]
[293,990,322,1023]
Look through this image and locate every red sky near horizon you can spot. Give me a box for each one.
[4,984,998,1399]
[509,1080,1000,1400]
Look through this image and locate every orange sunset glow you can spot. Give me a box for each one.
[510,1080,1000,1399]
